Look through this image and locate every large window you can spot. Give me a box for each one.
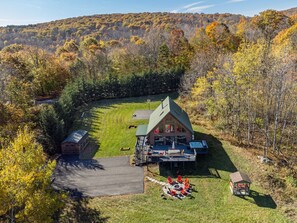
[165,136,175,146]
[177,125,186,133]
[177,135,187,144]
[165,124,174,133]
[154,136,164,146]
[154,126,164,134]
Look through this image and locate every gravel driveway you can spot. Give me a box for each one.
[53,156,144,197]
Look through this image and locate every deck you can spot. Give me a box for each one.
[134,137,196,165]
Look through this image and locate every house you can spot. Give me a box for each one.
[135,96,205,165]
[141,96,194,145]
[230,171,252,196]
[61,130,89,155]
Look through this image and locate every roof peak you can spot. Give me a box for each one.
[146,96,193,134]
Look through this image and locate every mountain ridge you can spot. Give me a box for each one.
[0,7,295,51]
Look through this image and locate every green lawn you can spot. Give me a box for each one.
[71,93,177,158]
[71,94,290,223]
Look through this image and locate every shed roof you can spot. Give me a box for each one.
[62,130,88,144]
[230,171,252,183]
[136,125,148,136]
[146,96,193,134]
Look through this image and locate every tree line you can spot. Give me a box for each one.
[40,68,184,154]
[0,12,243,51]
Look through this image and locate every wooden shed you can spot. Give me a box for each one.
[230,171,252,196]
[61,130,89,155]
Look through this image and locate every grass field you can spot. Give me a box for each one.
[71,94,290,223]
[72,93,178,158]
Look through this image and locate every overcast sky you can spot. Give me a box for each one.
[0,0,296,27]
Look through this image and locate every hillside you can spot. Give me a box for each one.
[0,5,296,222]
[0,12,243,51]
[282,7,297,17]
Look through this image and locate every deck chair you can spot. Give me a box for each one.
[177,175,183,183]
[167,176,173,184]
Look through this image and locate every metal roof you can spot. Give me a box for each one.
[230,171,252,183]
[136,125,148,136]
[146,96,193,135]
[62,130,88,144]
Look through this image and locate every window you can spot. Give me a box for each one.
[154,126,164,134]
[154,136,164,145]
[165,124,170,133]
[177,135,187,144]
[177,125,186,133]
[165,124,174,133]
[165,136,175,146]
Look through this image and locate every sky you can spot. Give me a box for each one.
[0,0,296,27]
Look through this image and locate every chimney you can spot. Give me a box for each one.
[161,99,164,109]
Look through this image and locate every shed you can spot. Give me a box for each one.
[230,171,252,196]
[61,130,89,155]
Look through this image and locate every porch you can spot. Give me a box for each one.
[135,137,196,165]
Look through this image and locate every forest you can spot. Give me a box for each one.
[0,8,296,222]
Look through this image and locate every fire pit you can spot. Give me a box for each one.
[162,175,192,199]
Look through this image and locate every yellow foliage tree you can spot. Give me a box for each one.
[0,127,64,222]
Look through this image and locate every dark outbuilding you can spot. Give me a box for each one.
[230,171,252,196]
[61,130,89,155]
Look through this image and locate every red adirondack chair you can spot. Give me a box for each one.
[177,175,183,183]
[167,176,173,184]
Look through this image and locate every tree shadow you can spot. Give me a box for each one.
[249,190,277,209]
[159,131,237,178]
[55,196,109,223]
[58,156,105,170]
[53,158,105,198]
[79,141,99,160]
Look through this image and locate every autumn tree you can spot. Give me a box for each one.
[56,39,79,62]
[236,17,261,43]
[253,10,293,48]
[168,29,193,69]
[205,21,240,52]
[0,127,64,222]
[0,45,34,108]
[78,36,110,79]
[28,48,70,96]
[181,27,219,97]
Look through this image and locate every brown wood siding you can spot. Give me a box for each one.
[61,142,80,154]
[148,113,192,145]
